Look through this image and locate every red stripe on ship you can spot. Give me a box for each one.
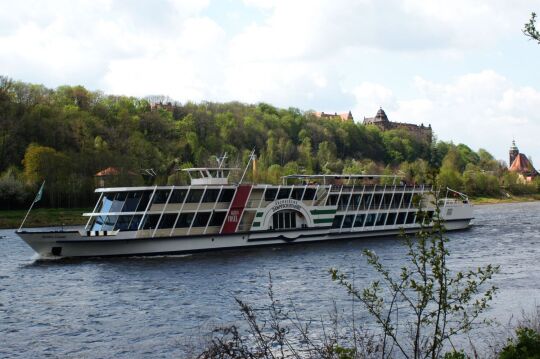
[221,185,252,234]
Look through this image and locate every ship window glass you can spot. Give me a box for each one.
[98,193,114,213]
[273,214,278,229]
[142,214,160,230]
[271,210,297,229]
[110,192,127,212]
[403,194,412,208]
[209,211,226,227]
[365,213,376,226]
[264,188,277,201]
[343,215,354,228]
[128,215,142,230]
[291,188,304,200]
[386,212,397,226]
[361,194,371,210]
[396,212,406,225]
[350,194,361,209]
[277,188,291,199]
[406,212,416,224]
[392,194,403,208]
[219,189,235,202]
[338,194,351,210]
[102,215,118,231]
[186,189,203,203]
[91,216,105,231]
[284,212,291,227]
[114,215,132,230]
[175,213,194,228]
[354,214,365,227]
[153,190,170,204]
[382,194,393,208]
[328,195,338,206]
[376,213,387,226]
[158,214,177,229]
[372,194,382,209]
[193,212,211,227]
[169,189,187,204]
[303,188,316,200]
[331,215,343,228]
[122,192,141,212]
[136,191,152,212]
[203,189,220,203]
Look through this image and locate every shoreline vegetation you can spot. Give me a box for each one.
[1,195,539,230]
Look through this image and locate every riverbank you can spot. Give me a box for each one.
[471,194,540,205]
[0,208,90,229]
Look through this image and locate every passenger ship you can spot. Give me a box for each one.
[17,162,473,258]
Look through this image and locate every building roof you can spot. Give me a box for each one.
[95,167,138,177]
[313,111,353,121]
[509,153,537,174]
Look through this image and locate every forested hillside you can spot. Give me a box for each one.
[0,76,535,209]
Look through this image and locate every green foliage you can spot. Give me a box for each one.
[523,12,540,44]
[330,197,499,358]
[500,327,540,359]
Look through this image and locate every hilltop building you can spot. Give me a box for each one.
[313,111,354,122]
[363,108,432,143]
[508,140,537,182]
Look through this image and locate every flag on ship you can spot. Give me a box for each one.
[34,181,45,203]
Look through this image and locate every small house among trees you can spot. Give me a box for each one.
[508,140,538,182]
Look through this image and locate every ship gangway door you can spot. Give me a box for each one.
[221,185,252,234]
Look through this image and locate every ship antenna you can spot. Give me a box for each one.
[239,148,256,184]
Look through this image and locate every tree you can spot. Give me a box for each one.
[523,12,540,44]
[331,197,499,358]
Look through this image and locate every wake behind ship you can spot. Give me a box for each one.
[17,162,473,258]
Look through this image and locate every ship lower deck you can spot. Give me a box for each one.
[17,218,472,258]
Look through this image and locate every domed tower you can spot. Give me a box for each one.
[509,140,519,167]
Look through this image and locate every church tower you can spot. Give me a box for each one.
[509,140,519,167]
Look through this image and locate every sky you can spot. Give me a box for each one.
[1,0,539,164]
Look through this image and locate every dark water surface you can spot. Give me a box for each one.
[1,202,539,358]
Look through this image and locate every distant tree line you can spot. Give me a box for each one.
[0,76,537,209]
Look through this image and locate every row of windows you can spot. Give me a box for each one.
[96,188,236,214]
[327,193,416,210]
[91,211,227,231]
[263,187,317,202]
[331,211,434,229]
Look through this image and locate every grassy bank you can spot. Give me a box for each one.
[471,194,540,205]
[0,208,91,229]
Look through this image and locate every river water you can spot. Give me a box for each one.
[1,202,539,358]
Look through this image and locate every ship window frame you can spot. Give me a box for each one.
[175,213,194,228]
[192,212,211,227]
[331,215,343,228]
[208,211,227,227]
[218,188,235,202]
[186,189,204,203]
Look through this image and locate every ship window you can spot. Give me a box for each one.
[272,210,297,229]
[327,195,338,206]
[219,189,235,202]
[343,215,354,228]
[338,194,351,210]
[193,212,211,227]
[209,211,226,227]
[291,188,304,200]
[392,194,403,208]
[114,215,132,230]
[354,214,365,227]
[372,194,382,209]
[350,194,361,209]
[153,190,170,204]
[175,213,194,228]
[331,215,343,228]
[386,212,397,226]
[365,213,376,226]
[203,189,220,202]
[406,212,416,224]
[375,213,387,226]
[91,216,105,231]
[110,192,127,212]
[128,215,142,230]
[98,193,114,213]
[102,215,118,231]
[142,214,160,230]
[136,191,152,211]
[122,192,141,212]
[264,188,277,201]
[169,189,187,204]
[186,189,203,203]
[158,214,178,229]
[277,188,291,199]
[403,194,412,208]
[303,188,316,200]
[382,194,393,208]
[396,212,406,225]
[361,194,372,210]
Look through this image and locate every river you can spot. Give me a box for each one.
[1,202,539,358]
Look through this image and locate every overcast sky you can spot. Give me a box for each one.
[1,0,539,163]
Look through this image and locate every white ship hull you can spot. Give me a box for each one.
[17,218,472,258]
